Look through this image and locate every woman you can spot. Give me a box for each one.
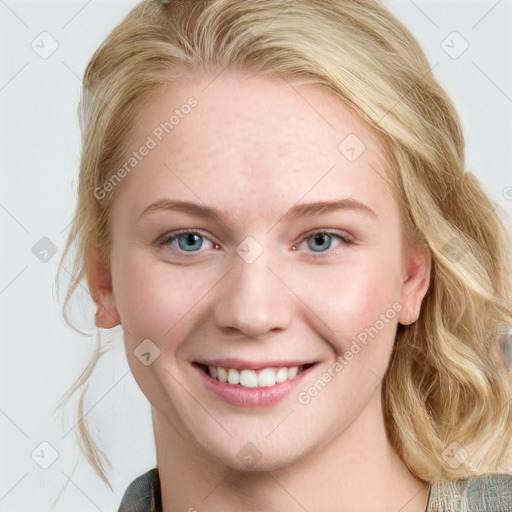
[57,0,512,510]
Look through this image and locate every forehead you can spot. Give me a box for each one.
[113,70,396,226]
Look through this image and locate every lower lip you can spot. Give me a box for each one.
[194,364,316,407]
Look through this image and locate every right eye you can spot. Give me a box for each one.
[157,230,218,254]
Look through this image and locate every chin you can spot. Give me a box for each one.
[198,435,306,473]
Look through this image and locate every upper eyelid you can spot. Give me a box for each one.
[159,229,216,243]
[297,228,353,241]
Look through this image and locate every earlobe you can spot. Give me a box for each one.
[86,244,121,329]
[397,245,431,326]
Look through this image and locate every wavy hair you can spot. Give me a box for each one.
[56,0,512,490]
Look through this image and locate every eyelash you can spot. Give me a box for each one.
[156,229,355,258]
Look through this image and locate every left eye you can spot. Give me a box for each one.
[296,231,353,253]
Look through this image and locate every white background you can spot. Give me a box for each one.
[1,0,511,510]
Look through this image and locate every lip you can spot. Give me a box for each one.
[193,362,318,407]
[193,357,317,371]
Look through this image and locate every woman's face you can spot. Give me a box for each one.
[92,69,430,471]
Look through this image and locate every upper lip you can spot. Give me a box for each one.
[193,358,318,370]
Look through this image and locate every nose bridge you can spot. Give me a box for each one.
[213,240,292,337]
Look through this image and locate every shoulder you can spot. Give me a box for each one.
[429,473,512,512]
[116,469,512,511]
[118,468,162,512]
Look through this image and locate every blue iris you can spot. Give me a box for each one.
[307,233,332,252]
[177,233,203,251]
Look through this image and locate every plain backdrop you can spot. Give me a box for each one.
[1,0,511,510]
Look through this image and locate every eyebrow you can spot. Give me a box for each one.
[138,198,378,222]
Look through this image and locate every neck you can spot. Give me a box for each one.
[153,391,430,512]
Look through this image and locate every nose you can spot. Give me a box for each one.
[213,247,294,338]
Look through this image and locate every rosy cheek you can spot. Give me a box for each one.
[312,263,397,343]
[114,257,208,341]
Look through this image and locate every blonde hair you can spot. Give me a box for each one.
[56,0,512,490]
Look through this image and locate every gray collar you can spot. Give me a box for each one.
[118,468,512,512]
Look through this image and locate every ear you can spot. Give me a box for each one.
[397,244,431,326]
[85,244,121,329]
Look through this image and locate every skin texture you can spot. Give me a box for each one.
[88,68,432,512]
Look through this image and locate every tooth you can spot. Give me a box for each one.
[239,369,258,388]
[227,368,240,385]
[208,366,217,379]
[275,367,288,383]
[287,366,299,379]
[217,366,228,383]
[258,368,276,387]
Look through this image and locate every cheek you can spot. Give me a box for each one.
[110,252,215,413]
[291,251,402,357]
[111,251,212,346]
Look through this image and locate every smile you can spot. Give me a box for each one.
[202,364,313,388]
[193,361,318,407]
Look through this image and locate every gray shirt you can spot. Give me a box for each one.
[118,468,512,511]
